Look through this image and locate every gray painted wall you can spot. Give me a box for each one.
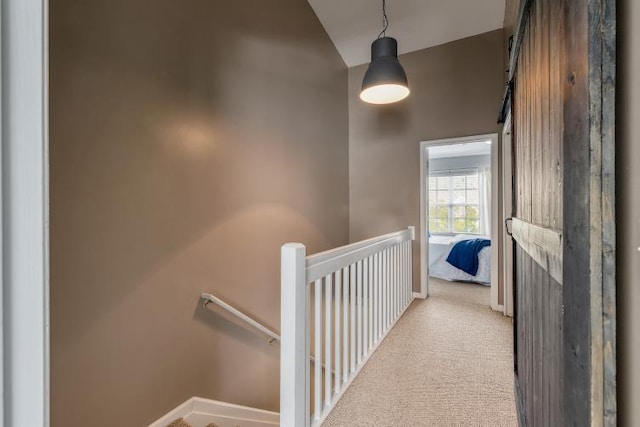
[348,30,504,290]
[617,0,640,425]
[49,1,349,425]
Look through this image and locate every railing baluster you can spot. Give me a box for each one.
[408,240,412,302]
[378,251,383,339]
[400,246,403,311]
[325,274,333,409]
[350,263,356,373]
[383,249,388,332]
[335,270,341,394]
[392,246,396,320]
[363,257,369,356]
[406,241,411,305]
[357,260,363,365]
[403,241,407,306]
[314,279,322,422]
[399,244,403,311]
[378,251,382,337]
[368,255,373,351]
[397,245,401,314]
[397,245,400,315]
[381,249,385,333]
[399,244,404,309]
[396,245,400,316]
[392,245,396,319]
[391,248,395,323]
[396,245,400,315]
[402,241,407,306]
[400,244,407,310]
[342,267,349,384]
[403,244,413,305]
[388,248,396,328]
[380,250,385,336]
[387,248,391,328]
[373,252,378,343]
[399,245,403,313]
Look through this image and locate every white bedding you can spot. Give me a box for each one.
[429,236,491,285]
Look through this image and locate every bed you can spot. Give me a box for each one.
[429,234,491,285]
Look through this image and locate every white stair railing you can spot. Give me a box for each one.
[280,227,415,427]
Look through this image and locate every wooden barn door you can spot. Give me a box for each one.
[505,0,616,425]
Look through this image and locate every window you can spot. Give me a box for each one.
[428,169,480,234]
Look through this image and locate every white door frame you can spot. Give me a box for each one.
[419,134,500,311]
[502,114,514,317]
[1,0,50,425]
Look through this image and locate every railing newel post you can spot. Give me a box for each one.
[280,243,308,427]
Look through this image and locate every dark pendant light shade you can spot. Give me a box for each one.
[360,37,410,104]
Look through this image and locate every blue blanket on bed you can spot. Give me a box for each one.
[446,238,491,276]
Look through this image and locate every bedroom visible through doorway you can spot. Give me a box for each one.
[419,134,501,311]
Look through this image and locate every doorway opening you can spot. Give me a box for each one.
[419,134,501,311]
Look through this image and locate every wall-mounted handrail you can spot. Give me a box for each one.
[200,293,280,344]
[200,292,332,375]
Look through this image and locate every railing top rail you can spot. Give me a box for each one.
[305,226,415,283]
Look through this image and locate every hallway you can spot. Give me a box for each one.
[322,279,517,427]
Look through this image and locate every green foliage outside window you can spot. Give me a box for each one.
[428,205,450,233]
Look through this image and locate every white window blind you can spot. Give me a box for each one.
[428,169,481,234]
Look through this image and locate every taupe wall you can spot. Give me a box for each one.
[348,30,504,290]
[617,0,640,424]
[49,1,348,425]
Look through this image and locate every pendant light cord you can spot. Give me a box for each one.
[377,0,389,39]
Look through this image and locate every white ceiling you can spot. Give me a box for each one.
[308,0,506,67]
[428,141,491,159]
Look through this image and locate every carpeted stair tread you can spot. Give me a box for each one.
[167,418,217,427]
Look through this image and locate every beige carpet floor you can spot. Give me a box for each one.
[321,278,517,427]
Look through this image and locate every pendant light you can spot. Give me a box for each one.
[360,0,410,105]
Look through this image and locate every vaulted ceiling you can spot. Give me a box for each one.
[308,0,506,67]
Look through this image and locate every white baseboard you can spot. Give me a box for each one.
[149,397,279,427]
[491,304,504,313]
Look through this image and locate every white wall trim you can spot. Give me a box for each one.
[1,0,5,422]
[149,397,279,427]
[489,131,501,311]
[418,142,429,299]
[502,112,514,317]
[1,0,50,425]
[419,134,500,304]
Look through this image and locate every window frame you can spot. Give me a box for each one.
[428,167,482,235]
